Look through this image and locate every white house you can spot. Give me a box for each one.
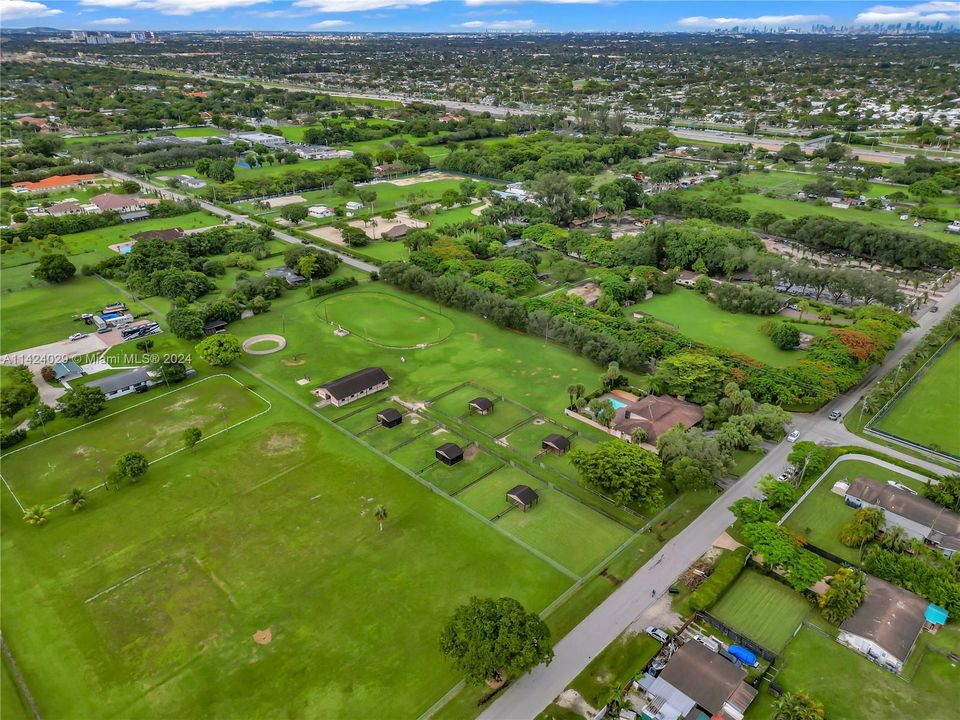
[87,366,156,400]
[309,205,334,218]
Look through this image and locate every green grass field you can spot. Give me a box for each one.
[316,291,453,347]
[0,367,572,718]
[456,466,546,519]
[629,289,829,367]
[0,375,270,506]
[0,211,221,279]
[497,486,633,576]
[711,570,811,651]
[874,342,960,456]
[0,274,156,353]
[783,459,926,562]
[745,626,960,720]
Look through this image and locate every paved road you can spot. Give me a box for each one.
[73,60,956,166]
[479,283,960,720]
[104,170,378,274]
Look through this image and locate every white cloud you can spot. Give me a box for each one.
[854,2,960,25]
[678,14,830,28]
[464,0,596,5]
[459,18,536,30]
[294,0,437,11]
[90,16,132,25]
[79,0,270,15]
[0,0,63,20]
[309,18,350,27]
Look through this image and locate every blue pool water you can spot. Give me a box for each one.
[609,398,627,410]
[118,245,133,254]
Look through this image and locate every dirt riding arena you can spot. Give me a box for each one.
[265,195,307,209]
[306,226,346,245]
[349,212,429,240]
[242,334,287,355]
[389,172,461,187]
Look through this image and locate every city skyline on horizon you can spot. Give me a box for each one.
[1,1,957,34]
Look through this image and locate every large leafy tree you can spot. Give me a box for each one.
[195,333,242,367]
[654,352,729,404]
[33,253,76,283]
[532,171,576,225]
[569,440,662,508]
[439,597,553,685]
[819,567,867,624]
[743,522,825,591]
[58,385,106,421]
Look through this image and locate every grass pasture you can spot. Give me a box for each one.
[0,375,269,507]
[874,341,960,457]
[711,570,811,651]
[497,486,634,577]
[456,465,546,519]
[629,289,829,366]
[0,369,572,719]
[387,425,502,495]
[316,291,453,348]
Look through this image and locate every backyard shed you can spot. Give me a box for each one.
[469,397,494,415]
[435,443,464,466]
[541,434,570,454]
[506,485,539,512]
[203,319,228,336]
[377,408,403,428]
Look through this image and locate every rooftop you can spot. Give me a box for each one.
[319,367,390,401]
[846,477,960,549]
[841,575,928,663]
[657,641,750,716]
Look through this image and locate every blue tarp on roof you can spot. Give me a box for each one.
[925,603,948,625]
[727,645,758,667]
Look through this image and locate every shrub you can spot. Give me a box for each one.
[309,276,359,298]
[689,547,749,611]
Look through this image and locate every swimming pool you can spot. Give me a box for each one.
[609,398,627,410]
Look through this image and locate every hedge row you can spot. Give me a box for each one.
[309,276,359,297]
[689,546,750,612]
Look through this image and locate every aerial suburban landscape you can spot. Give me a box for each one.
[0,1,959,719]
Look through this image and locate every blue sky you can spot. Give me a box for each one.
[1,1,957,32]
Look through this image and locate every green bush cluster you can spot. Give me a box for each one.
[689,547,749,611]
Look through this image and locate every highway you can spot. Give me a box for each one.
[67,59,958,166]
[105,170,378,274]
[478,284,960,720]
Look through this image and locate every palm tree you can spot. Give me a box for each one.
[374,504,388,532]
[67,488,87,512]
[879,525,908,552]
[23,505,50,526]
[566,383,578,408]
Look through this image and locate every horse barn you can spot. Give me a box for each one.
[506,485,539,512]
[314,367,391,407]
[541,434,571,454]
[468,397,494,415]
[377,408,403,428]
[435,443,464,466]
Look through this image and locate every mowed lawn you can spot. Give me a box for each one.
[0,375,270,506]
[316,291,454,347]
[0,371,572,719]
[745,627,960,720]
[875,342,960,456]
[783,459,927,563]
[630,289,829,366]
[711,570,811,651]
[497,486,633,576]
[0,274,155,354]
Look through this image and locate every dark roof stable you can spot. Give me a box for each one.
[320,367,390,401]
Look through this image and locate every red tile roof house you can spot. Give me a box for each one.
[11,173,99,193]
[565,391,704,448]
[89,193,155,213]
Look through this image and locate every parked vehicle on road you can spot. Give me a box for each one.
[786,430,801,442]
[645,627,669,643]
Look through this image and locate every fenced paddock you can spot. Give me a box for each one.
[334,402,437,452]
[429,381,536,438]
[868,340,960,460]
[496,486,634,576]
[0,375,270,509]
[455,466,546,520]
[387,428,503,495]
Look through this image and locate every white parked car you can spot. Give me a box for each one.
[829,410,842,421]
[69,332,87,341]
[645,626,669,643]
[786,430,801,443]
